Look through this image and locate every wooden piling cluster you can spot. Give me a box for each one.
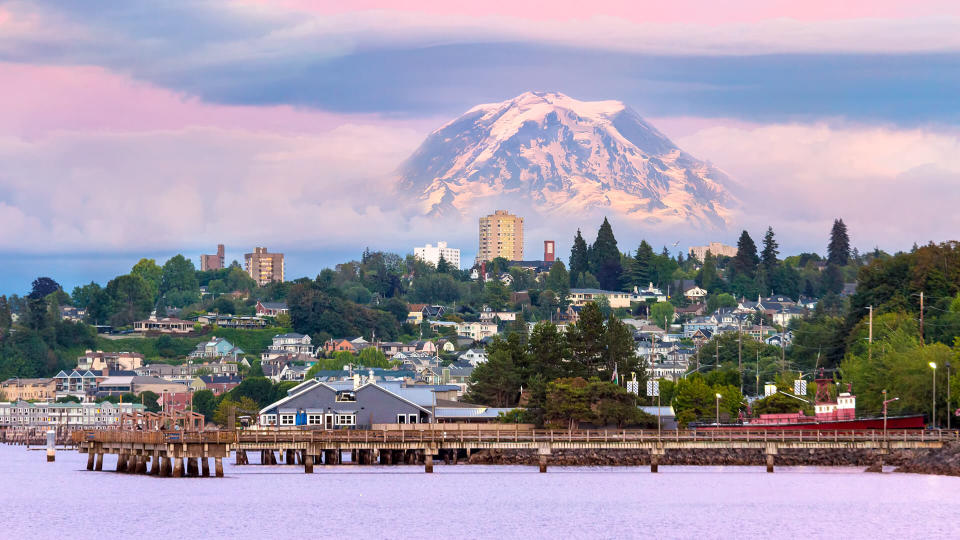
[75,431,231,478]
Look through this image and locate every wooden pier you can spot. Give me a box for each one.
[71,427,955,476]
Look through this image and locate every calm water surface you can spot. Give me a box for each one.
[2,445,959,539]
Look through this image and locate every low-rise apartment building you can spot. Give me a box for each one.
[0,378,57,401]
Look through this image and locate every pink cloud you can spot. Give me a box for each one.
[239,0,960,24]
[0,62,423,138]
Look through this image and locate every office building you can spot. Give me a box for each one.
[477,210,523,263]
[689,242,737,262]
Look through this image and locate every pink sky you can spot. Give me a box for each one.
[242,0,960,24]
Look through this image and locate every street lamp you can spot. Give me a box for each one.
[715,393,722,425]
[947,362,953,431]
[882,389,899,443]
[929,362,937,429]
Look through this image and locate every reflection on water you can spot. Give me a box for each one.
[2,445,958,539]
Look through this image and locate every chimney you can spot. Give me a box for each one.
[544,240,555,262]
[353,373,361,390]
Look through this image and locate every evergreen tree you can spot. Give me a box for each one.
[436,254,451,273]
[828,218,851,266]
[567,302,605,375]
[0,295,11,335]
[731,230,760,279]
[697,251,718,290]
[760,226,779,291]
[588,217,622,290]
[569,229,590,286]
[631,241,654,288]
[545,261,571,308]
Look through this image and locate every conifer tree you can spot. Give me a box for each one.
[631,241,654,287]
[828,218,850,266]
[569,229,590,287]
[760,226,779,290]
[588,218,622,290]
[731,230,759,279]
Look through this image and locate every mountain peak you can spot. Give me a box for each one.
[398,92,734,229]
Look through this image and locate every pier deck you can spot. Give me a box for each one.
[71,428,954,475]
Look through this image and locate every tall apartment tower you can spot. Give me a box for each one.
[544,240,555,262]
[200,244,225,271]
[477,210,524,262]
[244,247,285,286]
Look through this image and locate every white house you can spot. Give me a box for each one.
[456,321,498,341]
[684,286,708,300]
[458,349,488,366]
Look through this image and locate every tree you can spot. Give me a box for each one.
[760,226,779,290]
[131,258,163,301]
[630,241,654,288]
[707,293,738,314]
[569,229,590,286]
[697,251,718,290]
[731,230,759,279]
[649,302,675,330]
[483,279,510,311]
[602,314,644,383]
[71,282,102,310]
[465,347,521,407]
[436,254,451,274]
[545,261,570,308]
[544,377,593,429]
[159,254,200,308]
[29,277,61,299]
[576,271,601,289]
[105,274,153,326]
[139,390,161,413]
[0,296,11,335]
[214,396,260,427]
[828,218,850,266]
[567,302,606,374]
[589,218,622,290]
[192,389,218,421]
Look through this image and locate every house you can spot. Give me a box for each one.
[258,380,434,428]
[648,362,688,381]
[771,306,806,327]
[455,321,498,341]
[255,301,289,317]
[137,361,239,380]
[196,313,267,329]
[267,333,315,356]
[278,364,311,382]
[188,337,244,360]
[478,308,518,323]
[683,286,708,300]
[631,283,667,303]
[675,303,705,317]
[59,306,87,323]
[436,339,456,353]
[683,317,718,337]
[458,349,488,366]
[568,288,632,309]
[96,376,187,396]
[379,341,415,356]
[134,316,194,334]
[77,350,145,372]
[406,304,446,325]
[498,273,513,286]
[323,338,357,354]
[408,340,438,355]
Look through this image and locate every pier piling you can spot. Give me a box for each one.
[86,452,95,471]
[539,455,548,473]
[94,453,103,471]
[304,454,314,474]
[201,457,210,477]
[173,458,184,478]
[425,453,434,473]
[215,457,224,477]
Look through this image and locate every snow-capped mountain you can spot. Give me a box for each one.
[397,91,734,228]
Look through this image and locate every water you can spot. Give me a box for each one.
[2,445,959,539]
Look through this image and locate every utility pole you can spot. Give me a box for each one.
[756,350,760,396]
[738,319,743,393]
[920,292,925,345]
[868,305,873,363]
[781,330,786,372]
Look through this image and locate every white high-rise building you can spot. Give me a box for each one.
[414,241,461,269]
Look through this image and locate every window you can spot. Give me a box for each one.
[335,414,355,426]
[307,414,323,425]
[397,414,407,424]
[408,414,418,424]
[335,391,356,402]
[279,414,295,426]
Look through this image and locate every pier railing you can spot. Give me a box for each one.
[71,428,960,446]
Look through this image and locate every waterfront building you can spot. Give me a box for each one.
[53,370,99,400]
[477,210,524,262]
[414,241,461,269]
[688,242,737,261]
[245,247,285,286]
[196,313,267,329]
[200,244,225,271]
[136,361,239,380]
[0,378,57,401]
[0,400,144,429]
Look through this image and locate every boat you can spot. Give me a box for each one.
[694,377,926,431]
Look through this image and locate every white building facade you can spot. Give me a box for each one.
[414,241,461,269]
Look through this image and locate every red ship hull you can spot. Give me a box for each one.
[695,415,926,431]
